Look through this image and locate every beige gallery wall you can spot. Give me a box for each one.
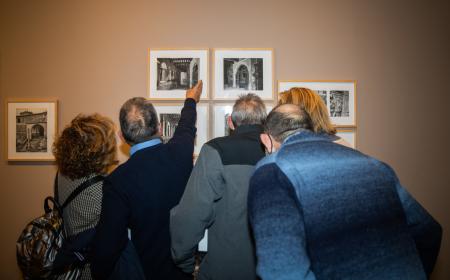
[1,0,449,279]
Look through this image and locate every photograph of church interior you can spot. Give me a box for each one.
[1,1,448,279]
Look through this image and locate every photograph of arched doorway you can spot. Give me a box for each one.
[236,65,249,89]
[223,58,263,91]
[31,124,45,138]
[213,49,273,100]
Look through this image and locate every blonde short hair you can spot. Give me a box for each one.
[278,87,336,134]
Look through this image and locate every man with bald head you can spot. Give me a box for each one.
[248,104,442,280]
[91,81,203,280]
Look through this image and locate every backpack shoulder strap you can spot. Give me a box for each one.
[54,172,59,203]
[61,175,104,210]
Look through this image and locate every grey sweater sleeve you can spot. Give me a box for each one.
[170,144,225,273]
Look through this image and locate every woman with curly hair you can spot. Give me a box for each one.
[278,87,351,147]
[52,113,118,279]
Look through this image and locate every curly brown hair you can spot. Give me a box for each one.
[53,114,118,180]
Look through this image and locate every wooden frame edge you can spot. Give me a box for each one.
[5,98,58,162]
[277,80,357,127]
[336,127,358,149]
[212,48,275,101]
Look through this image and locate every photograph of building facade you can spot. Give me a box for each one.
[223,58,263,91]
[15,109,48,152]
[157,58,200,90]
[330,90,350,117]
[160,113,181,143]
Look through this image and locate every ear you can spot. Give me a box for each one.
[158,123,162,136]
[118,130,126,143]
[260,133,272,152]
[227,115,235,130]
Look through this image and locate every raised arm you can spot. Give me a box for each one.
[167,80,202,150]
[248,163,316,280]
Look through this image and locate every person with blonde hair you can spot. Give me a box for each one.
[278,87,351,147]
[52,113,118,279]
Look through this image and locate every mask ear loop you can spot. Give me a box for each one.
[269,134,273,154]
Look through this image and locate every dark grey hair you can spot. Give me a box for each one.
[264,104,313,143]
[119,97,158,145]
[231,93,267,127]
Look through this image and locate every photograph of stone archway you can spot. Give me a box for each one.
[223,58,263,91]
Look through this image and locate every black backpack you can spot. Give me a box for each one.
[16,174,103,279]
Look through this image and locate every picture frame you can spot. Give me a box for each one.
[213,103,273,138]
[278,80,357,127]
[336,128,357,149]
[153,103,208,155]
[148,48,209,100]
[5,99,58,161]
[213,48,274,100]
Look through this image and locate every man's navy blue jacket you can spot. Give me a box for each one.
[91,99,196,280]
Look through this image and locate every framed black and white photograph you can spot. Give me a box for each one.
[213,103,273,138]
[214,49,274,100]
[159,113,181,143]
[153,103,208,155]
[336,128,357,149]
[278,80,356,127]
[6,99,58,161]
[148,49,209,100]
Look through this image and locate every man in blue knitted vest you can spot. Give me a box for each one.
[248,104,442,280]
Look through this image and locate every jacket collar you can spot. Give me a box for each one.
[284,129,336,145]
[232,124,264,135]
[129,138,162,156]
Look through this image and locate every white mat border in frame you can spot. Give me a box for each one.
[213,48,274,101]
